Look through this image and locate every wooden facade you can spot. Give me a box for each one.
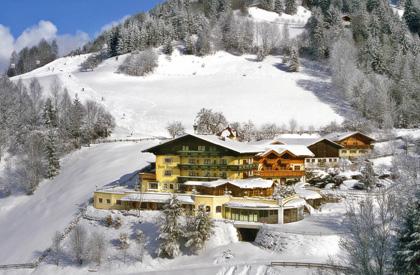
[307,139,342,158]
[336,133,374,149]
[254,150,305,182]
[183,182,275,197]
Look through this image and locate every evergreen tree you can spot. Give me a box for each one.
[404,0,420,36]
[43,98,58,128]
[394,194,420,275]
[274,0,284,15]
[157,195,183,258]
[288,46,300,72]
[45,130,60,178]
[69,95,85,148]
[285,0,297,15]
[260,0,274,11]
[185,205,214,253]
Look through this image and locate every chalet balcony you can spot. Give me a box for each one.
[177,150,221,156]
[178,175,222,183]
[178,163,257,171]
[341,144,373,149]
[254,170,304,178]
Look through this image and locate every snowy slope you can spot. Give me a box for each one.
[12,49,343,138]
[0,141,157,265]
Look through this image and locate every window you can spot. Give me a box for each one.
[311,159,316,163]
[221,159,227,165]
[259,210,268,218]
[359,150,366,153]
[189,158,195,164]
[169,184,174,189]
[294,165,301,171]
[306,159,310,163]
[198,145,205,151]
[209,146,216,151]
[164,158,172,163]
[149,182,158,190]
[205,206,211,212]
[329,158,333,162]
[116,200,122,205]
[350,150,357,154]
[189,171,197,177]
[163,183,168,189]
[164,170,172,176]
[182,145,189,151]
[205,172,211,177]
[342,150,347,153]
[99,198,103,203]
[106,199,111,204]
[204,159,211,164]
[334,159,338,162]
[221,172,227,178]
[216,206,222,213]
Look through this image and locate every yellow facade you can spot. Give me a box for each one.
[149,154,255,192]
[339,148,371,158]
[93,191,129,210]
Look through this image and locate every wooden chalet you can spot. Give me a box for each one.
[182,178,275,197]
[325,132,375,159]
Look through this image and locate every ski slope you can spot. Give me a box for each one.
[0,141,156,265]
[12,50,343,138]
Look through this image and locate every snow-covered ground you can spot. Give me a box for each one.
[12,48,343,138]
[247,6,311,37]
[0,141,157,265]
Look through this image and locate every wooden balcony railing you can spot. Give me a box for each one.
[254,170,304,178]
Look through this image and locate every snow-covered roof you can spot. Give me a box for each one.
[294,182,322,200]
[324,131,375,142]
[283,198,306,208]
[121,193,194,205]
[183,178,274,189]
[256,144,315,157]
[273,138,343,148]
[143,134,263,154]
[96,186,134,194]
[224,201,279,209]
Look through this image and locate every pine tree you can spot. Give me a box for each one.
[185,205,214,253]
[285,0,297,15]
[394,195,420,275]
[45,130,60,178]
[157,195,183,258]
[70,95,85,148]
[274,0,284,15]
[404,0,420,36]
[288,46,300,72]
[260,0,274,11]
[43,98,58,128]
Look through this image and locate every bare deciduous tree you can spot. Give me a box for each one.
[70,225,87,265]
[88,231,107,266]
[166,121,186,138]
[340,193,396,275]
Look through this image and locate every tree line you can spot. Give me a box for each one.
[301,0,420,128]
[0,76,115,195]
[6,39,58,77]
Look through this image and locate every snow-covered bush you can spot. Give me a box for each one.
[157,195,183,258]
[118,49,158,76]
[88,231,107,265]
[185,205,215,254]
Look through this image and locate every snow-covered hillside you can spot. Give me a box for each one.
[0,141,157,265]
[12,49,343,138]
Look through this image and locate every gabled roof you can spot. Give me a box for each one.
[142,134,263,154]
[274,137,343,148]
[183,178,274,189]
[324,131,375,142]
[256,144,315,158]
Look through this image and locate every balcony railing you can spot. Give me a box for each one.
[178,163,257,171]
[341,145,373,149]
[178,176,222,183]
[254,170,304,178]
[177,150,222,156]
